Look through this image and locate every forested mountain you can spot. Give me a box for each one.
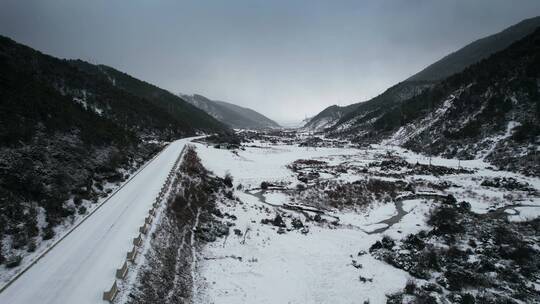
[181,94,280,129]
[0,35,229,265]
[337,27,540,175]
[390,28,540,175]
[305,17,540,133]
[72,63,227,133]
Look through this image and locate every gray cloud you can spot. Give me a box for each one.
[1,0,539,121]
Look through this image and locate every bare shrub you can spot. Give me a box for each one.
[224,172,233,188]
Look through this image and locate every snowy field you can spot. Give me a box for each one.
[192,139,540,304]
[194,141,358,188]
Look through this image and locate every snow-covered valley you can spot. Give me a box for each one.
[1,132,539,304]
[188,133,540,303]
[1,6,539,304]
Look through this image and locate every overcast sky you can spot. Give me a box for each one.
[1,1,540,122]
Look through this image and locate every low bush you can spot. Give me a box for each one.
[224,172,234,188]
[43,225,55,240]
[427,205,464,235]
[180,146,207,177]
[6,255,22,268]
[405,279,417,294]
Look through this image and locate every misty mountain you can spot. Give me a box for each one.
[408,16,540,81]
[0,35,229,261]
[305,16,540,132]
[181,94,280,129]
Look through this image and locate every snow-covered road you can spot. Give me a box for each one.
[0,137,194,304]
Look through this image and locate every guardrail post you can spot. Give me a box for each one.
[100,143,190,304]
[116,261,128,279]
[102,280,118,302]
[133,234,143,247]
[127,246,138,262]
[139,223,149,235]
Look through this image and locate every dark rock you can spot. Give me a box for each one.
[291,218,304,229]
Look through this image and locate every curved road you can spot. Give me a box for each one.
[0,138,194,304]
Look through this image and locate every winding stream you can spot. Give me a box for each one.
[244,189,540,236]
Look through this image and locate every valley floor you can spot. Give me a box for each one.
[190,136,540,304]
[2,134,537,304]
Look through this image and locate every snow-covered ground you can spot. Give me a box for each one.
[0,138,194,304]
[191,144,415,303]
[2,134,537,304]
[194,189,410,304]
[365,144,540,213]
[195,141,358,188]
[192,139,540,304]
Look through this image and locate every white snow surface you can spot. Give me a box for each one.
[193,140,540,304]
[264,191,290,206]
[194,142,358,188]
[193,143,413,304]
[194,189,409,304]
[0,137,195,304]
[508,206,540,222]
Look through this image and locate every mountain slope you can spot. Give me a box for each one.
[304,81,433,132]
[395,28,539,175]
[181,94,280,129]
[72,63,227,133]
[306,16,540,133]
[0,35,228,268]
[371,28,540,175]
[408,16,540,81]
[326,81,433,133]
[303,104,357,131]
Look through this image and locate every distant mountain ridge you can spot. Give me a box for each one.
[181,94,280,129]
[305,16,540,132]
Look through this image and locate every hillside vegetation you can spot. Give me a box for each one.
[0,35,229,266]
